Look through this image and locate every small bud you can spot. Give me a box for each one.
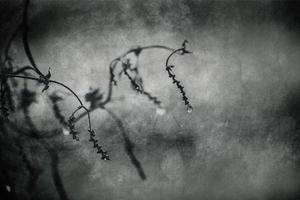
[97,147,103,153]
[89,135,94,142]
[93,141,98,147]
[102,154,110,160]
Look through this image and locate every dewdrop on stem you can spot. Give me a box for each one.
[186,105,193,114]
[6,185,11,192]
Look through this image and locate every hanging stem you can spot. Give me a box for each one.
[22,0,47,80]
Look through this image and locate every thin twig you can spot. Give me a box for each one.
[22,0,47,80]
[165,41,193,112]
[100,45,177,107]
[0,73,93,135]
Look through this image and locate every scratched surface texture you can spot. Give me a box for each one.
[1,0,300,200]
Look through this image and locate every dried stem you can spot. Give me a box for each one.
[100,45,177,107]
[22,0,47,80]
[165,41,193,112]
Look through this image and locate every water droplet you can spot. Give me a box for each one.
[62,127,70,135]
[156,107,166,116]
[186,105,193,114]
[6,185,11,192]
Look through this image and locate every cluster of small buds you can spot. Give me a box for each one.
[165,40,193,113]
[120,59,164,108]
[66,108,109,160]
[67,115,79,141]
[180,40,192,55]
[88,129,110,160]
[165,65,193,113]
[142,91,162,108]
[123,69,143,93]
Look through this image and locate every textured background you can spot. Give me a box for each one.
[1,0,300,199]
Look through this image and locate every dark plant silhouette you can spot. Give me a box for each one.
[0,0,193,199]
[165,40,193,113]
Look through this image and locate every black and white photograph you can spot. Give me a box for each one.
[1,0,300,199]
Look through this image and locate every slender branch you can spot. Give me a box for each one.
[122,66,162,107]
[165,49,182,67]
[12,66,35,75]
[22,0,47,80]
[71,106,147,178]
[142,91,162,107]
[0,73,93,134]
[100,59,118,106]
[165,41,193,112]
[2,0,23,63]
[74,44,183,121]
[100,45,177,107]
[119,45,176,59]
[0,73,109,159]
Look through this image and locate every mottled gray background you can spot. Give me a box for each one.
[1,0,300,199]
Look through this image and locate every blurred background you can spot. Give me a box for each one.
[1,0,300,199]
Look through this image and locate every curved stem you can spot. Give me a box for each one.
[119,45,176,58]
[22,0,46,79]
[165,48,182,67]
[100,59,119,106]
[0,73,92,131]
[73,45,180,121]
[2,0,23,63]
[165,47,193,110]
[49,80,83,105]
[100,45,177,107]
[70,106,83,117]
[12,66,35,75]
